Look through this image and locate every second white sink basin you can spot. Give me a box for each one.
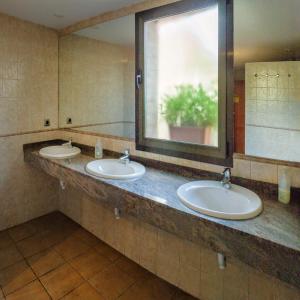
[86,159,145,180]
[39,145,81,160]
[177,181,262,220]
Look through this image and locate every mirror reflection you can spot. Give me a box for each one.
[234,0,300,162]
[59,15,135,139]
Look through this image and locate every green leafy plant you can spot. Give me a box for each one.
[162,84,218,128]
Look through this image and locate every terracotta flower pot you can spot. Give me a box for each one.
[169,125,206,144]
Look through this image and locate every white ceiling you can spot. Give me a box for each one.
[0,0,144,29]
[77,15,135,47]
[0,0,299,68]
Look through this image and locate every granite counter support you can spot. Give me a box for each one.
[24,142,300,289]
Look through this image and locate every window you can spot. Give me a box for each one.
[135,0,233,166]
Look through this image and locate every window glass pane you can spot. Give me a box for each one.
[144,5,219,147]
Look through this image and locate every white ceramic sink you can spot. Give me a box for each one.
[39,145,81,160]
[177,180,262,220]
[86,159,145,180]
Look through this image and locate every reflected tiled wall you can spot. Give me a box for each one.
[78,122,135,139]
[245,62,300,162]
[59,186,300,299]
[0,13,60,230]
[59,34,135,129]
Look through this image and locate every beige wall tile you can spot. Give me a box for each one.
[178,264,201,298]
[223,257,249,300]
[199,247,223,300]
[248,267,275,300]
[0,13,58,135]
[138,222,158,273]
[179,239,201,271]
[0,130,61,231]
[200,270,223,300]
[232,158,251,179]
[275,278,300,300]
[250,161,278,184]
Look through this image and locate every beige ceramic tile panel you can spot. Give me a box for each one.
[0,130,61,231]
[0,13,58,136]
[58,185,300,299]
[250,161,278,184]
[0,13,60,230]
[231,158,251,179]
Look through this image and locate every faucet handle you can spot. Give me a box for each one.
[62,138,72,147]
[123,149,130,155]
[222,167,231,175]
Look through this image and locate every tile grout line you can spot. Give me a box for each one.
[8,234,53,299]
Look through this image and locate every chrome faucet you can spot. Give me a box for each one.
[120,149,130,165]
[62,138,72,148]
[221,168,231,189]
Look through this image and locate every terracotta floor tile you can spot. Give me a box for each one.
[29,212,78,236]
[6,280,50,300]
[62,282,104,300]
[40,264,83,300]
[0,230,14,250]
[41,228,67,248]
[71,228,100,247]
[0,245,23,270]
[8,222,37,242]
[89,264,135,300]
[119,275,177,300]
[115,256,150,281]
[94,241,122,262]
[172,289,199,300]
[0,261,36,296]
[16,234,51,258]
[69,249,111,280]
[54,236,90,261]
[26,248,65,277]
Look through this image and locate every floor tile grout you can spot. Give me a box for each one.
[5,233,51,299]
[0,212,198,300]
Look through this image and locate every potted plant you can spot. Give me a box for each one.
[162,84,218,144]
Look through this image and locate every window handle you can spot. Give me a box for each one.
[136,71,142,89]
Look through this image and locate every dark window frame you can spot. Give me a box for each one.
[135,0,233,167]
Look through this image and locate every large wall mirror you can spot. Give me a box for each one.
[59,15,135,139]
[58,0,300,165]
[234,0,300,163]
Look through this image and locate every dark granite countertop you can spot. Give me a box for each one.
[24,140,300,288]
